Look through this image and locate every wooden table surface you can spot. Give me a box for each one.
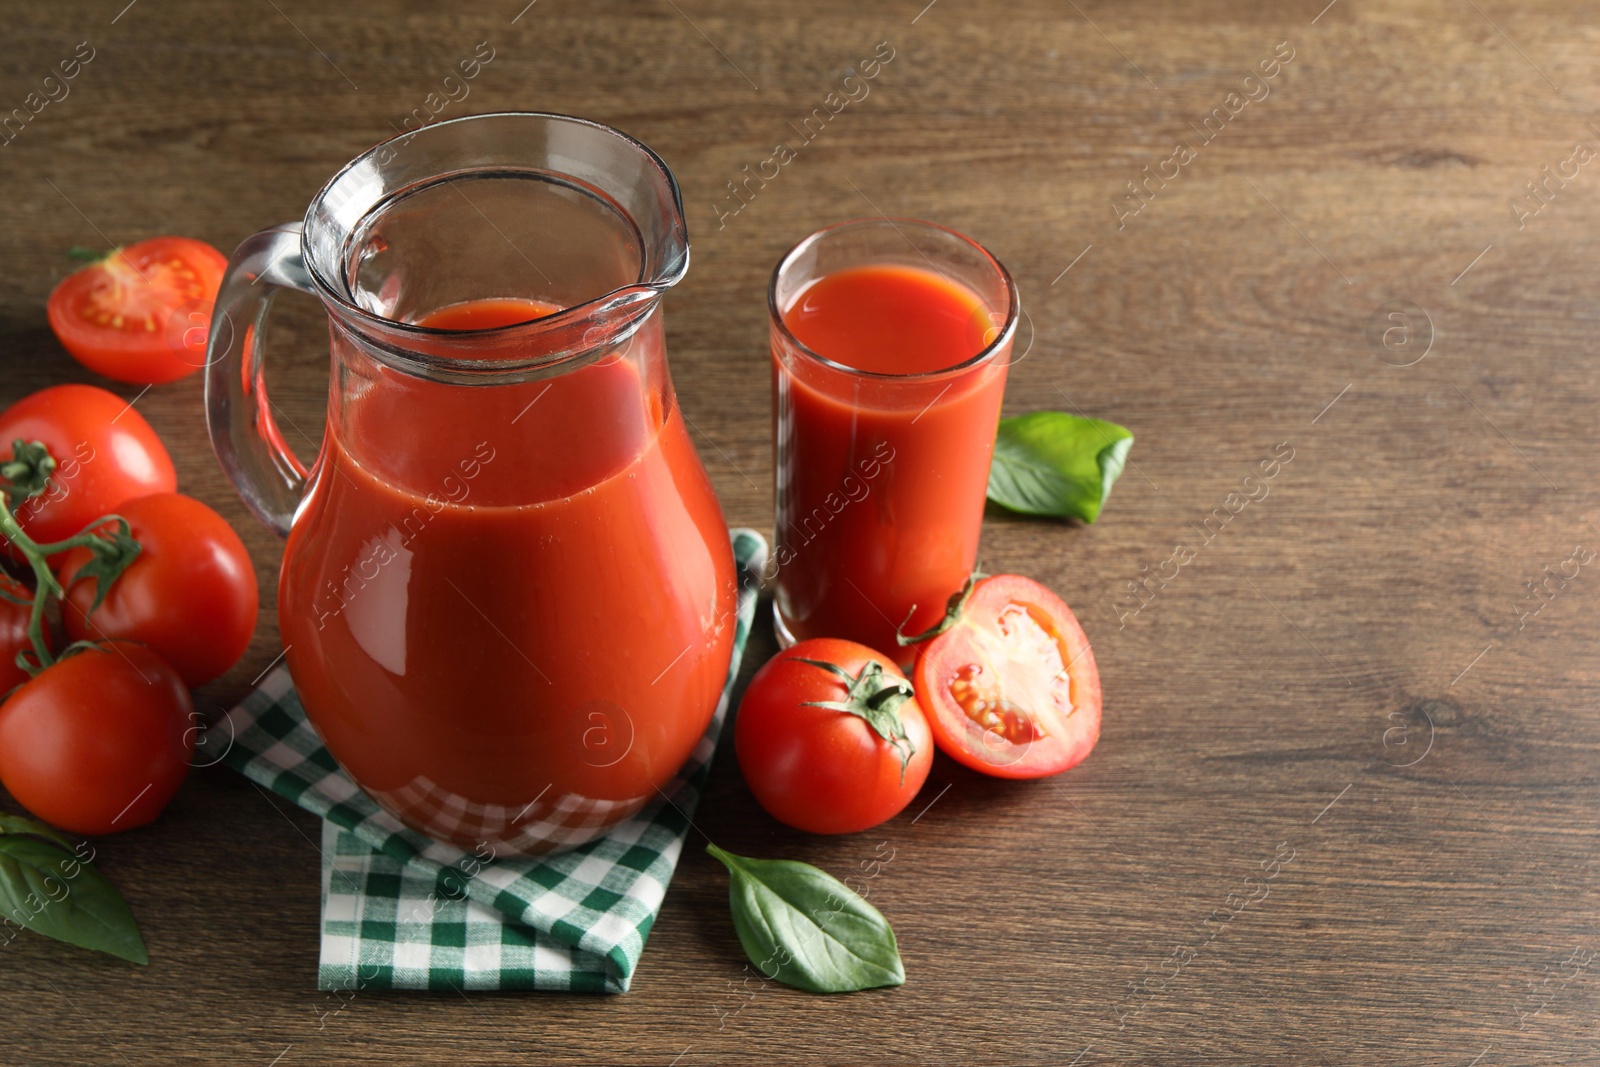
[3,1,1598,1063]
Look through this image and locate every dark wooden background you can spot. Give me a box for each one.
[2,0,1598,1063]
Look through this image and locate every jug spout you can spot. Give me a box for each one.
[500,111,691,333]
[204,112,696,535]
[305,111,690,374]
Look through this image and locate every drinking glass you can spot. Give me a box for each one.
[769,218,1017,663]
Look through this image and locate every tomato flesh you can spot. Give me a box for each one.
[915,575,1101,779]
[46,236,228,385]
[72,252,205,331]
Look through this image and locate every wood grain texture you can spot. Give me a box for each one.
[1,0,1598,1063]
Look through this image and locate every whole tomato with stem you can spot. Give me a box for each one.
[46,237,229,385]
[735,638,933,835]
[0,471,190,835]
[60,492,258,688]
[903,574,1102,780]
[0,642,193,836]
[0,384,175,550]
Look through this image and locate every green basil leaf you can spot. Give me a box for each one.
[0,835,147,964]
[707,843,903,994]
[987,411,1133,522]
[0,812,73,851]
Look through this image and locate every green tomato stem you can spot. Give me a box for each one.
[31,526,121,559]
[0,496,58,673]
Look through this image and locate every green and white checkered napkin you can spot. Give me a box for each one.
[220,529,766,993]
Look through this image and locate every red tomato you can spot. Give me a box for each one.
[0,384,176,548]
[60,493,258,688]
[912,575,1101,780]
[46,237,229,385]
[0,574,40,695]
[735,638,933,835]
[0,642,193,835]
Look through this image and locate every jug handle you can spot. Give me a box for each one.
[204,223,317,538]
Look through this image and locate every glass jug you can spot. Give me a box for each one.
[205,113,736,856]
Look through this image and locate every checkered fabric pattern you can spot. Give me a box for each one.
[221,529,767,993]
[363,774,649,856]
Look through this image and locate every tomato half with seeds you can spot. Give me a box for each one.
[46,237,229,385]
[911,575,1101,780]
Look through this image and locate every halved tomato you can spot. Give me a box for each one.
[909,574,1101,779]
[46,236,229,385]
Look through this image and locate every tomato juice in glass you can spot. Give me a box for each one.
[207,114,736,855]
[769,219,1017,663]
